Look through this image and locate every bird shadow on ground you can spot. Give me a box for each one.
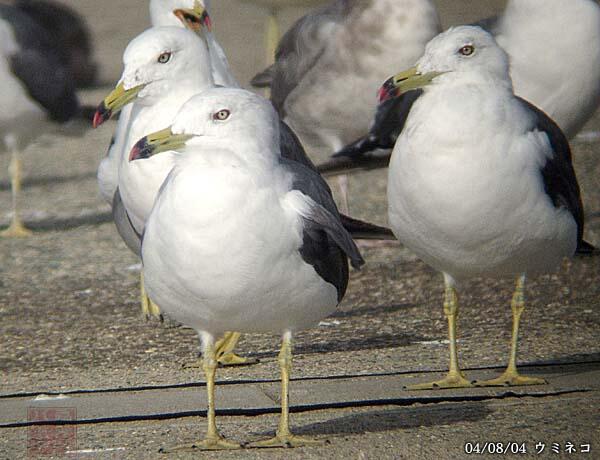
[255,401,493,437]
[332,302,415,319]
[0,171,97,191]
[524,353,600,374]
[18,211,113,232]
[247,331,427,361]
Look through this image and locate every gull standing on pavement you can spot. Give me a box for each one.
[132,88,364,449]
[380,26,589,389]
[94,26,255,365]
[0,4,81,237]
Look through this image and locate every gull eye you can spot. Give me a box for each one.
[157,51,172,64]
[459,45,475,56]
[213,109,230,121]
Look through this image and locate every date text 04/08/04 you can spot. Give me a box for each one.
[464,441,592,455]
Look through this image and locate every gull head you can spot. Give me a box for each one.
[130,88,280,162]
[93,27,213,127]
[378,26,510,103]
[149,0,212,31]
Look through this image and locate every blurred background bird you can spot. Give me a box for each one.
[0,0,95,236]
[251,0,441,211]
[319,0,600,180]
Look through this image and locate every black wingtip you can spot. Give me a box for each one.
[350,252,366,270]
[340,214,396,241]
[575,240,598,256]
[317,150,392,177]
[332,136,374,159]
[250,67,273,88]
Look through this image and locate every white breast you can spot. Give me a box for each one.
[387,85,577,281]
[142,153,338,335]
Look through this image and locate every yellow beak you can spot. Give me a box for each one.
[378,67,444,103]
[173,1,211,32]
[129,127,193,161]
[93,82,145,127]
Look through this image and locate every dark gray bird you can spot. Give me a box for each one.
[13,0,98,88]
[0,3,82,236]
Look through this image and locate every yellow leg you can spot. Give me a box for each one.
[161,338,241,452]
[183,332,259,368]
[140,272,162,320]
[476,275,546,387]
[265,8,279,64]
[407,279,473,390]
[262,7,279,98]
[215,332,259,366]
[249,332,323,448]
[1,149,32,237]
[336,175,349,215]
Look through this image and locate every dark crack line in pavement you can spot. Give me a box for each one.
[2,359,598,400]
[0,387,591,429]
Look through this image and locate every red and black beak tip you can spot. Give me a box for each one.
[174,9,212,32]
[201,11,212,31]
[377,77,400,104]
[92,101,112,128]
[129,137,151,162]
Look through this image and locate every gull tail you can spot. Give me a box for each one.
[317,144,392,177]
[575,240,598,256]
[250,66,274,88]
[340,214,395,241]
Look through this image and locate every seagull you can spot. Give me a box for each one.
[95,26,254,365]
[250,0,441,210]
[0,3,81,237]
[97,27,216,237]
[93,26,395,246]
[131,87,364,449]
[96,0,217,207]
[380,26,589,389]
[319,0,600,174]
[94,24,357,366]
[94,14,390,364]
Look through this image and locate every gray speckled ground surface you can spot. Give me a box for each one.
[1,0,599,458]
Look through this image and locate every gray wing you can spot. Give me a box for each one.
[279,120,318,171]
[517,97,591,253]
[112,189,142,257]
[251,0,351,115]
[280,120,395,239]
[281,157,364,301]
